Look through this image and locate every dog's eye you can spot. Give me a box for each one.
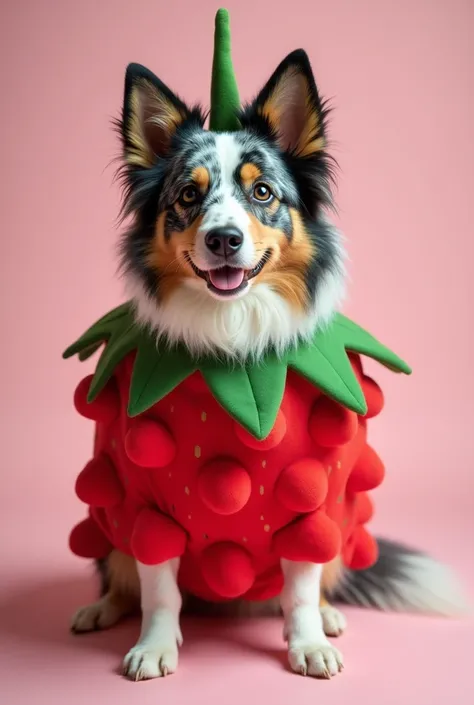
[252,183,273,203]
[179,185,199,206]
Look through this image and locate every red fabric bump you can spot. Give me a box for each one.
[198,458,251,515]
[355,492,374,524]
[74,375,119,424]
[345,526,378,570]
[274,458,328,513]
[125,417,176,468]
[309,397,358,447]
[68,516,112,559]
[361,376,384,418]
[201,542,256,598]
[346,445,385,493]
[75,453,124,507]
[131,508,187,565]
[273,510,341,564]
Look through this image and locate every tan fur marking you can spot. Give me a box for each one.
[107,549,140,601]
[125,78,187,168]
[267,197,280,215]
[258,67,325,157]
[248,208,315,311]
[240,163,262,189]
[191,166,210,193]
[146,212,204,301]
[126,88,155,168]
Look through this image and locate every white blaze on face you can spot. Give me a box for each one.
[194,133,256,271]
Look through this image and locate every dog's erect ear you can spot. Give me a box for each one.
[120,63,197,169]
[242,50,327,158]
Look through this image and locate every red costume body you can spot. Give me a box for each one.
[70,351,384,602]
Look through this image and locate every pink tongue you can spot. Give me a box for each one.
[209,267,245,291]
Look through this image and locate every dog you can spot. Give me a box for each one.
[70,49,468,680]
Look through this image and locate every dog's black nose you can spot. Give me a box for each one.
[205,226,243,257]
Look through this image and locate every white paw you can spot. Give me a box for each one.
[320,605,347,637]
[71,598,125,633]
[123,642,179,681]
[288,640,344,679]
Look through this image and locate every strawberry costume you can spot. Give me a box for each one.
[65,302,410,602]
[64,10,411,603]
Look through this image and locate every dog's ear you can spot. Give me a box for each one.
[241,50,327,158]
[120,63,197,169]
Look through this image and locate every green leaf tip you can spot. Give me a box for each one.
[209,8,241,132]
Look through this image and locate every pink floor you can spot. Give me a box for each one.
[2,502,473,705]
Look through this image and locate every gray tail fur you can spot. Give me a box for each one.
[329,537,470,617]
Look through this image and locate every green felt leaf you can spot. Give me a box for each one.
[78,341,103,362]
[288,339,367,415]
[62,303,132,359]
[128,340,197,417]
[87,323,139,401]
[201,355,287,440]
[334,315,412,375]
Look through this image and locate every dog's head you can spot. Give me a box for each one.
[118,50,346,359]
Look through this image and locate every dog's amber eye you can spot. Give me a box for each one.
[252,183,273,203]
[179,185,199,206]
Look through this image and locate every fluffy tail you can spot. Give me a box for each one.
[330,538,470,617]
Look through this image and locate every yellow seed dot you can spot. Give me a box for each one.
[328,465,332,475]
[194,445,201,458]
[259,485,265,495]
[263,524,270,532]
[262,460,267,468]
[185,486,190,495]
[260,515,264,521]
[337,495,343,504]
[201,411,207,422]
[242,536,248,542]
[342,517,349,527]
[337,460,342,469]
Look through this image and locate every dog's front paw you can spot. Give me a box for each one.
[123,642,179,681]
[288,640,344,679]
[71,597,126,633]
[320,605,347,637]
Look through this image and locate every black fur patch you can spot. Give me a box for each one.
[329,537,424,610]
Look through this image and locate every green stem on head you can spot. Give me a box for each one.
[209,8,241,132]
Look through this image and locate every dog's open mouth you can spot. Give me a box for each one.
[185,250,271,296]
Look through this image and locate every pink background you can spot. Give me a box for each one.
[1,0,473,703]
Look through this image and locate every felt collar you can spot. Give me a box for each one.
[63,303,411,440]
